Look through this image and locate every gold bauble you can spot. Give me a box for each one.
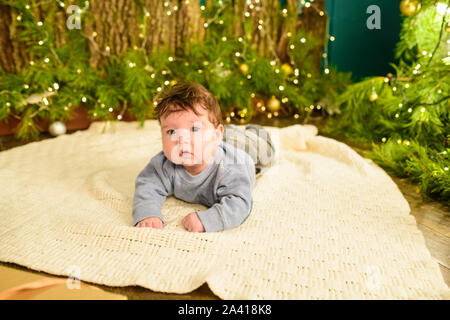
[281,63,293,75]
[400,0,421,16]
[239,63,249,74]
[369,91,378,102]
[267,96,281,112]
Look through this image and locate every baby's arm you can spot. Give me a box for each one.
[195,167,255,232]
[132,153,174,228]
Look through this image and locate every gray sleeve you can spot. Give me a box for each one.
[196,166,255,232]
[132,152,174,226]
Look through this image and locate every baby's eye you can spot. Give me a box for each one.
[167,129,175,135]
[192,126,200,132]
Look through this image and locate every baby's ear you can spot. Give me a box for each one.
[216,124,224,139]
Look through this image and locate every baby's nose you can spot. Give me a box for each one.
[177,131,190,144]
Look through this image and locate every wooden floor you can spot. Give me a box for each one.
[0,115,448,299]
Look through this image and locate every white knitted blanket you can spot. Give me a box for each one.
[0,120,448,299]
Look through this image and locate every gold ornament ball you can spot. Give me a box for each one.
[281,63,293,75]
[369,92,378,102]
[239,63,249,74]
[267,96,281,112]
[400,0,421,16]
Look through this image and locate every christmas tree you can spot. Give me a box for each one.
[0,0,349,138]
[323,0,450,203]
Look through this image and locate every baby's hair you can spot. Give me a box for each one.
[154,81,223,128]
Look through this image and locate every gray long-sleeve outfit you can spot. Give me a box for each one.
[132,124,275,232]
[132,140,256,232]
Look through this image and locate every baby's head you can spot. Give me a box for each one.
[154,82,224,173]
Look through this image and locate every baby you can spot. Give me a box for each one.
[132,82,274,232]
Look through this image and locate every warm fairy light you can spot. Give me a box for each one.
[109,107,113,112]
[330,36,335,41]
[395,113,399,118]
[270,61,276,66]
[168,56,174,61]
[294,114,299,119]
[300,38,306,43]
[279,85,284,91]
[44,58,50,63]
[82,97,87,102]
[324,68,329,74]
[421,107,426,112]
[43,98,49,105]
[37,21,43,26]
[305,2,311,7]
[408,108,412,112]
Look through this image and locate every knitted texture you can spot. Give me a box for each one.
[0,120,448,299]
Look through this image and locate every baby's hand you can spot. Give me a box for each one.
[182,212,205,233]
[136,217,163,229]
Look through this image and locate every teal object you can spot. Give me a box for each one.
[324,0,403,80]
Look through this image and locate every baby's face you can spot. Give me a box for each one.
[160,105,223,169]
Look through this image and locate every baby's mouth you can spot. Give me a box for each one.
[179,150,191,157]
